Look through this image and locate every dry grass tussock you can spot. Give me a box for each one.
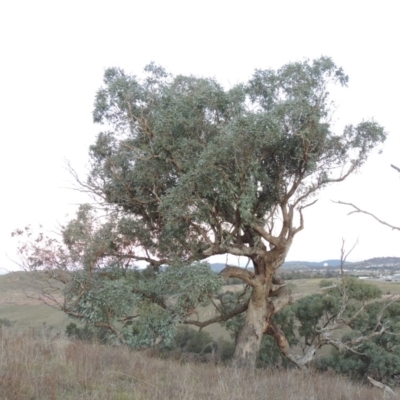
[0,328,394,400]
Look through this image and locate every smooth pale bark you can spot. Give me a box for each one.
[223,254,288,369]
[232,282,272,369]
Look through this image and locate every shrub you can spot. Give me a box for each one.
[0,318,13,327]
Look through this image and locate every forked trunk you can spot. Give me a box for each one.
[232,283,269,369]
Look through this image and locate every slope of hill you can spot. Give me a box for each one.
[0,271,69,329]
[0,328,388,400]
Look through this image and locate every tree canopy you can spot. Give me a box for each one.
[16,56,387,369]
[84,57,385,272]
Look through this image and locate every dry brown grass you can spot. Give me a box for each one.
[0,327,393,400]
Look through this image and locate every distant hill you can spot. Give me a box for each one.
[210,259,350,272]
[210,257,400,272]
[352,257,400,267]
[281,260,353,269]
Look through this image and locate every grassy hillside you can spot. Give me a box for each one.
[0,271,69,330]
[2,272,400,397]
[2,272,400,334]
[0,271,235,338]
[0,328,393,399]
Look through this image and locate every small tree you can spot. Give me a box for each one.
[317,299,400,385]
[256,276,400,383]
[15,57,386,369]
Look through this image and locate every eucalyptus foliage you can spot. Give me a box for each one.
[15,57,387,367]
[87,58,385,268]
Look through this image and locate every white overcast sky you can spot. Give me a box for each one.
[1,0,399,272]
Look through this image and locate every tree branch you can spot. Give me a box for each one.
[367,376,396,397]
[334,201,400,231]
[220,266,256,286]
[184,299,249,329]
[391,164,400,174]
[250,224,281,248]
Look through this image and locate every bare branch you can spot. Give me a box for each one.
[391,164,400,174]
[220,266,256,286]
[185,299,249,329]
[367,377,396,398]
[336,238,358,320]
[291,199,318,236]
[334,201,400,231]
[251,224,281,248]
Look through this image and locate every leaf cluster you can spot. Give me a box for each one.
[14,206,223,349]
[86,57,386,263]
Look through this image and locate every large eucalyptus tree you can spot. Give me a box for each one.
[79,57,385,368]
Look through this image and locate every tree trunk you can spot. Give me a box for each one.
[232,283,270,369]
